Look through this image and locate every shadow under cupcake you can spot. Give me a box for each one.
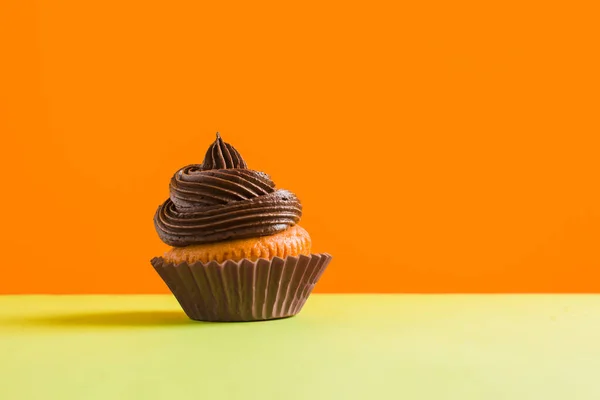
[151,133,332,322]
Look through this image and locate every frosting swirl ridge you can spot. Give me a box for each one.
[154,133,302,246]
[201,132,247,170]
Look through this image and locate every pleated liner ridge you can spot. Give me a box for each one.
[151,253,332,322]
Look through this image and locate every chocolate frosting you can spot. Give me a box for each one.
[154,133,302,247]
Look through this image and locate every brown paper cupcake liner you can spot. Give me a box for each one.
[151,253,332,322]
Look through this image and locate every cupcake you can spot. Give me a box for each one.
[151,133,332,321]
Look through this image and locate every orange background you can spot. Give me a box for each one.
[1,1,599,294]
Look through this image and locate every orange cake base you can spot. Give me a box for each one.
[161,225,312,264]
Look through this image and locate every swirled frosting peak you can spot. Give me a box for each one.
[202,132,248,170]
[154,133,302,247]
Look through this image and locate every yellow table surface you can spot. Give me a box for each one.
[1,294,600,399]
